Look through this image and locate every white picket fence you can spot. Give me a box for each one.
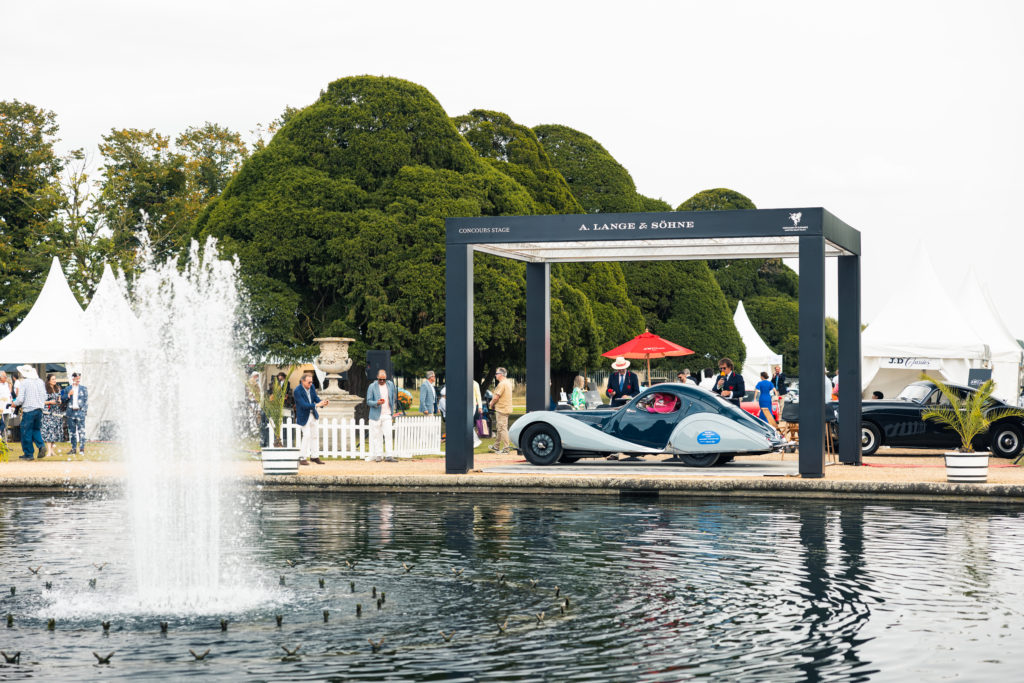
[269,415,443,459]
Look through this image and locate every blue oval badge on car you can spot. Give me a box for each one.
[697,430,721,445]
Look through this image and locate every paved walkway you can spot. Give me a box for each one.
[483,459,799,477]
[1,447,1023,500]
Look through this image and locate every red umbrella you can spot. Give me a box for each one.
[602,329,694,384]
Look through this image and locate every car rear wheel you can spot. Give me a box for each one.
[861,422,881,456]
[677,452,721,467]
[521,424,562,466]
[989,423,1023,458]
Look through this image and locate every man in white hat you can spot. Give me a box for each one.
[12,365,46,460]
[606,356,639,407]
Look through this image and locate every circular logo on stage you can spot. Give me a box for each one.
[697,430,721,445]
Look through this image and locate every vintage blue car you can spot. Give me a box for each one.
[857,380,1024,457]
[509,383,785,466]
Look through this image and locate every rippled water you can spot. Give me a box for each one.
[1,491,1023,681]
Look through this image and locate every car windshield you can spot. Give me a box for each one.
[898,384,932,403]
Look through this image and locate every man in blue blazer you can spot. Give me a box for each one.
[293,373,328,465]
[606,356,640,407]
[366,368,398,461]
[419,371,438,414]
[62,372,89,455]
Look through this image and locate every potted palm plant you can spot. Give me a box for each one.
[920,375,1024,483]
[250,367,300,475]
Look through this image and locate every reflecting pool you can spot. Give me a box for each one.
[1,491,1023,681]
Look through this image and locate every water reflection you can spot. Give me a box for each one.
[0,493,1022,681]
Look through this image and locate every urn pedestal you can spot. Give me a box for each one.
[314,337,362,422]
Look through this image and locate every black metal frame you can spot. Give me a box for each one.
[445,208,862,478]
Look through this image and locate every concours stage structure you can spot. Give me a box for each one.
[445,209,862,478]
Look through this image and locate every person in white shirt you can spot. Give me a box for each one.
[0,371,12,436]
[365,368,398,462]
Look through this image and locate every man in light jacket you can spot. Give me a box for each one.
[419,371,438,414]
[366,368,399,462]
[488,367,514,453]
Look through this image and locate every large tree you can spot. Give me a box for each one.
[196,76,542,375]
[95,123,248,271]
[533,124,643,214]
[0,100,68,333]
[455,110,644,383]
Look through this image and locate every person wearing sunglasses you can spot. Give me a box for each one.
[711,357,745,409]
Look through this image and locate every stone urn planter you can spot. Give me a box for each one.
[943,451,989,484]
[261,446,301,475]
[313,337,354,395]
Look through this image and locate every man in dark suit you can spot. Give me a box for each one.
[293,373,328,465]
[606,356,640,407]
[712,357,745,409]
[62,372,89,455]
[771,364,788,409]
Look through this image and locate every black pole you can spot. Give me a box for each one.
[526,263,551,412]
[798,234,825,478]
[838,255,862,465]
[445,244,474,474]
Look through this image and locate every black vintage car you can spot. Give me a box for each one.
[854,380,1024,458]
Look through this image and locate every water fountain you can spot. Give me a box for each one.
[57,238,269,616]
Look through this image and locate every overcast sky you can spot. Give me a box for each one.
[4,0,1022,331]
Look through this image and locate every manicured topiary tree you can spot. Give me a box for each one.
[533,124,643,214]
[196,76,536,374]
[457,111,644,384]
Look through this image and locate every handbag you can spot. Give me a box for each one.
[475,416,490,438]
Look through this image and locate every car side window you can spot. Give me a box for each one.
[637,392,681,414]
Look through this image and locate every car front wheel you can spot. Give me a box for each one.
[861,422,881,456]
[989,423,1023,458]
[521,424,563,466]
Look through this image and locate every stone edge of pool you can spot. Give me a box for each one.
[3,474,1024,502]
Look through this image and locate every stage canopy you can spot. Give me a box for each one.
[445,207,863,479]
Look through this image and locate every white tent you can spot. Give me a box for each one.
[955,268,1023,400]
[861,254,1003,400]
[734,300,782,383]
[0,257,85,363]
[77,264,145,440]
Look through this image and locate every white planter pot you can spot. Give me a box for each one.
[944,451,989,484]
[261,447,301,475]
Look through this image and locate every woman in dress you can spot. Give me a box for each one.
[40,373,65,458]
[753,371,780,431]
[570,375,587,410]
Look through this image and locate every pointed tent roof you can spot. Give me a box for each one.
[733,300,782,374]
[957,268,1020,363]
[862,252,988,360]
[0,257,86,363]
[83,264,143,351]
